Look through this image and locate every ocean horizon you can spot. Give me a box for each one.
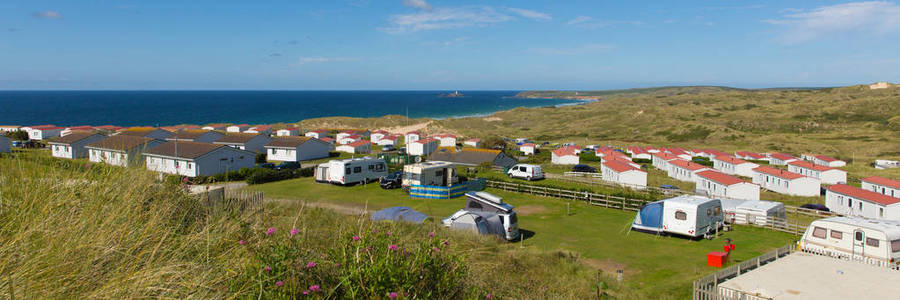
[0,90,581,127]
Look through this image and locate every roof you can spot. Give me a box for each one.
[144,141,229,159]
[229,124,249,127]
[789,160,837,172]
[713,155,751,165]
[433,133,456,138]
[278,127,299,131]
[602,160,643,173]
[826,184,900,206]
[718,252,900,300]
[32,126,64,130]
[552,146,577,157]
[93,125,122,131]
[319,137,334,142]
[86,135,156,151]
[753,166,805,180]
[521,143,535,147]
[215,133,264,144]
[427,148,515,168]
[770,152,796,161]
[814,154,840,162]
[696,170,746,186]
[860,176,900,189]
[118,127,168,137]
[265,136,313,148]
[415,138,438,144]
[309,129,328,134]
[406,131,421,135]
[735,151,766,159]
[465,138,481,142]
[381,135,399,140]
[169,129,217,140]
[371,130,389,134]
[50,132,103,144]
[651,152,679,160]
[65,126,94,131]
[669,159,708,171]
[347,140,371,147]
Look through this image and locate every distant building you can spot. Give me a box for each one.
[405,131,421,145]
[712,155,759,177]
[370,130,389,143]
[305,130,328,139]
[788,160,847,185]
[376,135,400,147]
[463,138,482,148]
[601,160,647,188]
[433,134,457,147]
[752,166,820,197]
[48,132,106,159]
[144,141,255,177]
[265,136,331,162]
[213,133,272,153]
[336,140,371,154]
[551,146,579,165]
[696,170,760,201]
[869,82,893,89]
[201,124,228,131]
[86,135,164,167]
[734,151,768,162]
[651,152,680,172]
[408,138,438,156]
[245,125,272,135]
[276,127,300,137]
[25,125,64,140]
[825,184,900,220]
[427,148,517,169]
[166,129,224,143]
[802,153,847,168]
[520,143,535,155]
[0,126,21,133]
[667,159,711,183]
[337,134,362,145]
[226,124,251,133]
[60,126,95,137]
[860,176,899,199]
[116,127,173,140]
[769,152,798,166]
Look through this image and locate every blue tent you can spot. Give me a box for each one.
[632,201,664,234]
[370,206,429,224]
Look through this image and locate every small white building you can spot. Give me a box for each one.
[144,141,255,177]
[305,130,328,139]
[86,135,164,167]
[825,184,900,220]
[629,148,652,160]
[601,160,647,188]
[861,176,899,199]
[408,138,438,156]
[667,159,710,183]
[788,160,847,185]
[265,136,332,162]
[245,125,272,135]
[116,127,173,140]
[60,126,94,137]
[370,130,389,143]
[551,147,579,165]
[166,129,224,143]
[226,124,250,133]
[0,126,21,133]
[520,143,536,155]
[213,133,273,153]
[769,152,798,166]
[696,170,761,201]
[276,127,300,136]
[651,152,680,172]
[712,155,759,177]
[26,125,64,140]
[751,166,820,197]
[318,137,335,145]
[335,130,357,141]
[433,134,457,147]
[336,140,371,154]
[0,135,11,153]
[463,138,481,148]
[804,153,847,168]
[49,132,106,159]
[404,131,421,145]
[376,135,400,147]
[337,134,362,145]
[201,124,228,131]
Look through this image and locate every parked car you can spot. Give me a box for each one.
[275,161,301,170]
[257,163,276,169]
[382,145,395,152]
[398,147,406,154]
[572,164,596,173]
[380,171,403,189]
[660,184,680,190]
[800,203,830,212]
[507,164,544,181]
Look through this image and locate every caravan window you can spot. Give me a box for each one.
[830,230,843,240]
[812,227,827,239]
[891,240,900,253]
[713,207,721,216]
[368,164,374,171]
[353,166,362,173]
[436,170,444,177]
[855,231,863,241]
[706,208,712,216]
[375,163,385,172]
[675,211,687,220]
[866,238,880,247]
[346,167,351,174]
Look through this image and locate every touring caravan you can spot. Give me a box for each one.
[800,217,900,268]
[733,200,786,226]
[402,161,459,189]
[314,157,387,185]
[442,191,520,241]
[632,195,724,238]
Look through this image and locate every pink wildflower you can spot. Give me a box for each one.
[303,291,309,295]
[306,261,317,268]
[385,231,391,237]
[443,240,450,246]
[432,247,439,252]
[309,285,321,292]
[352,235,360,241]
[239,240,247,245]
[389,292,398,299]
[486,293,492,299]
[275,281,283,287]
[266,227,276,236]
[290,228,299,237]
[388,244,399,251]
[428,231,435,238]
[264,266,272,272]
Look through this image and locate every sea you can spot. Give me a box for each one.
[0,91,580,127]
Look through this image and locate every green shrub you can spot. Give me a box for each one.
[255,153,267,164]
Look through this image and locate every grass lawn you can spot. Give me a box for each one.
[247,177,797,299]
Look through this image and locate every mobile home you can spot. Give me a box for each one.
[632,195,724,238]
[799,217,900,268]
[402,161,459,189]
[49,132,106,159]
[314,157,387,185]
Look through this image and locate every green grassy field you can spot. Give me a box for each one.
[247,177,797,299]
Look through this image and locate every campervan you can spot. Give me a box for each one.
[632,195,724,238]
[507,164,544,180]
[442,191,520,241]
[402,161,459,189]
[733,200,786,226]
[314,157,387,185]
[800,217,900,268]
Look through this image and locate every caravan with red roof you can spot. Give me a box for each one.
[551,146,579,165]
[860,176,899,199]
[696,170,760,201]
[752,166,820,197]
[601,160,647,188]
[712,155,759,177]
[802,153,847,168]
[788,160,847,185]
[667,159,711,183]
[825,185,900,220]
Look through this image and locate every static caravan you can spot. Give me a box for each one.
[632,195,724,238]
[800,217,900,268]
[402,161,459,189]
[733,200,786,226]
[315,157,387,185]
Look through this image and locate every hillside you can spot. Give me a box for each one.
[516,86,746,100]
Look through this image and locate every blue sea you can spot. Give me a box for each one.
[0,91,579,127]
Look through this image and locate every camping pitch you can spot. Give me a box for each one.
[632,195,724,238]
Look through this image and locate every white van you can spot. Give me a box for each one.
[662,195,724,238]
[733,200,786,226]
[315,157,387,185]
[507,164,544,181]
[800,217,900,268]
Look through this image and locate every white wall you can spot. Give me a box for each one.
[408,140,437,156]
[652,156,673,171]
[376,138,398,146]
[276,129,299,136]
[521,146,535,155]
[89,149,130,167]
[29,128,63,140]
[862,181,899,199]
[668,166,708,183]
[602,165,647,188]
[404,133,420,145]
[464,140,481,148]
[439,137,456,147]
[752,172,821,196]
[697,179,760,201]
[336,143,371,154]
[551,153,578,165]
[826,190,900,220]
[266,140,330,161]
[146,147,254,177]
[788,165,847,185]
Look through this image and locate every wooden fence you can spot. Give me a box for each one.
[197,187,264,218]
[693,244,795,300]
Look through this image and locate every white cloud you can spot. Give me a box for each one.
[381,6,514,33]
[565,16,642,29]
[33,10,62,19]
[766,1,900,43]
[528,44,613,56]
[297,57,359,65]
[403,0,431,11]
[422,36,471,47]
[567,16,592,25]
[506,7,551,21]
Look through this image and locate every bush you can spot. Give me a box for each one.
[255,153,267,164]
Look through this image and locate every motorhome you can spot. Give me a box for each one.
[402,161,459,189]
[442,191,520,241]
[800,217,900,268]
[314,157,387,185]
[632,195,724,238]
[733,200,786,226]
[507,164,544,180]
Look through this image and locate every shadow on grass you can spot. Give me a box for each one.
[511,229,537,242]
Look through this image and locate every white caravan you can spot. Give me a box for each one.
[506,164,544,180]
[314,157,387,185]
[733,200,786,226]
[800,217,900,268]
[662,195,724,238]
[402,161,459,189]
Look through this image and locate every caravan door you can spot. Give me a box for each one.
[852,229,866,261]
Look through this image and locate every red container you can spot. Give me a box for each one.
[707,252,728,268]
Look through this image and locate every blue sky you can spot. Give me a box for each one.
[1,0,899,90]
